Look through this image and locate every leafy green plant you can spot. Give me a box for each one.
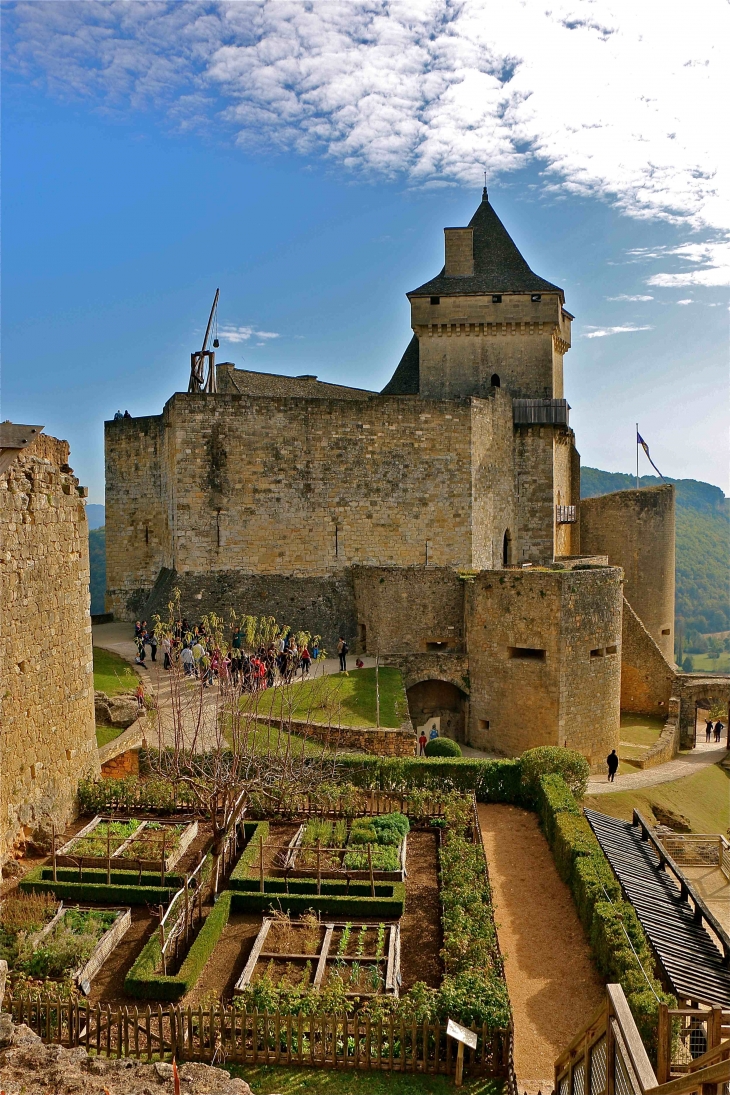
[342,846,400,872]
[375,923,385,959]
[337,923,352,956]
[520,746,590,802]
[424,738,462,757]
[16,908,117,980]
[72,819,140,857]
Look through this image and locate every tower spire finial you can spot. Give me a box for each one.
[482,170,488,200]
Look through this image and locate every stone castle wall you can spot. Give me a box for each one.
[106,388,522,619]
[352,566,465,655]
[580,485,675,660]
[0,434,99,864]
[620,598,676,717]
[465,567,622,766]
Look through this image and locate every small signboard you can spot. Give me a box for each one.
[446,1018,477,1050]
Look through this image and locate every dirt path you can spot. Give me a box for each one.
[479,803,603,1092]
[186,913,262,1004]
[587,740,727,794]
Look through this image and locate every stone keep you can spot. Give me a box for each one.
[0,427,99,865]
[104,190,675,765]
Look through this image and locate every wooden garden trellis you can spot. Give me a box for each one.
[8,995,511,1078]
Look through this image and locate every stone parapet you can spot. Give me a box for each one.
[250,716,416,757]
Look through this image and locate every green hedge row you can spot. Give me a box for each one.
[229,821,270,884]
[335,755,524,802]
[230,881,405,920]
[78,777,198,814]
[125,891,233,1001]
[536,774,674,1060]
[19,866,182,906]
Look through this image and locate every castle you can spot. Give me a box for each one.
[105,190,678,766]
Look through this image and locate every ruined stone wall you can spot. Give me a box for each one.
[105,415,168,619]
[412,293,569,400]
[580,485,675,660]
[465,568,621,767]
[352,566,465,655]
[620,598,676,717]
[0,434,99,864]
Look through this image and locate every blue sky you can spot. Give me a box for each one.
[2,1,728,502]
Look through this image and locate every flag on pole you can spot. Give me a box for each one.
[637,431,664,479]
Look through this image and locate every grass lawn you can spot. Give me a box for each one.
[686,653,730,674]
[93,647,138,695]
[620,714,665,748]
[242,667,409,729]
[229,1065,503,1094]
[585,761,730,834]
[226,721,331,758]
[95,725,125,749]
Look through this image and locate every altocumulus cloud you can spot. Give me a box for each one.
[582,325,654,339]
[5,0,729,283]
[219,325,279,343]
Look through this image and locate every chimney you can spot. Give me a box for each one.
[444,227,474,277]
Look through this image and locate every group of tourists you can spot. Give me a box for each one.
[704,718,725,743]
[132,618,330,692]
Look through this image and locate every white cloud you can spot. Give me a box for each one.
[676,299,693,305]
[6,1,730,282]
[606,294,654,301]
[219,324,279,343]
[582,324,654,338]
[646,239,730,287]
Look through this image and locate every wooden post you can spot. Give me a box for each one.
[52,825,57,882]
[316,839,321,895]
[454,1038,464,1086]
[184,876,190,944]
[259,833,265,893]
[368,844,374,898]
[106,822,111,886]
[656,1003,670,1083]
[161,829,166,886]
[159,918,166,976]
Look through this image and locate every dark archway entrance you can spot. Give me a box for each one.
[503,529,512,567]
[406,679,467,744]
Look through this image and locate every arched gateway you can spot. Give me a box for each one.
[406,679,468,744]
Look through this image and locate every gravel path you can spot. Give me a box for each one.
[479,803,603,1093]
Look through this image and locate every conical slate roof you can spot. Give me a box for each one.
[409,190,562,298]
[381,334,419,395]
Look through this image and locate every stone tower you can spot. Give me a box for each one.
[385,188,573,401]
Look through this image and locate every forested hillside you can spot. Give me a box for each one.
[89,527,106,615]
[581,468,729,636]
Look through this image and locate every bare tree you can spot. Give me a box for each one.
[146,595,348,889]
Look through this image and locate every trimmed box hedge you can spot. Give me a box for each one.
[229,881,405,919]
[125,890,233,1001]
[19,866,182,906]
[536,773,674,1061]
[229,821,270,884]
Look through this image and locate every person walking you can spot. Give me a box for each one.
[706,719,713,742]
[606,749,619,783]
[180,644,194,676]
[715,720,724,744]
[135,682,145,712]
[300,645,311,677]
[337,637,348,673]
[418,729,427,756]
[162,636,172,670]
[149,630,158,662]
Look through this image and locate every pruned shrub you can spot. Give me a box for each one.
[424,738,462,758]
[520,746,589,802]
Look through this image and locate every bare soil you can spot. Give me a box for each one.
[478,803,603,1093]
[89,906,158,1004]
[185,913,262,1004]
[399,829,442,990]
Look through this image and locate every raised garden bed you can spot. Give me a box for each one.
[55,816,198,873]
[275,814,408,882]
[1,892,130,991]
[235,915,401,999]
[19,865,183,906]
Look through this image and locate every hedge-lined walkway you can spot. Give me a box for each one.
[478,804,603,1093]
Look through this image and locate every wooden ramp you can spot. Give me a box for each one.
[585,809,730,1006]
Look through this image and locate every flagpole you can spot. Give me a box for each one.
[636,423,639,488]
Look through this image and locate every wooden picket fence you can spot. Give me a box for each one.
[9,995,511,1077]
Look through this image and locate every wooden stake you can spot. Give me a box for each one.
[259,834,265,893]
[455,1041,464,1087]
[161,829,167,886]
[106,823,111,886]
[184,876,190,944]
[52,825,57,882]
[368,844,374,897]
[316,839,321,895]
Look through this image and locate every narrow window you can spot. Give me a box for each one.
[430,296,440,305]
[492,294,502,303]
[509,647,546,661]
[491,374,501,388]
[502,528,511,565]
[590,648,605,658]
[426,640,449,651]
[661,628,671,636]
[531,294,541,302]
[479,719,490,731]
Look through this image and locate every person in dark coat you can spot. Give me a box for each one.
[606,749,619,782]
